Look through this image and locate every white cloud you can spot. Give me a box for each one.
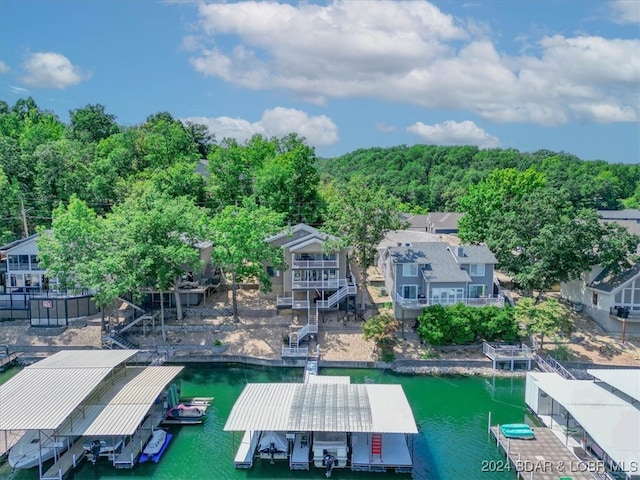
[609,0,640,24]
[0,61,9,73]
[375,122,396,133]
[407,120,500,148]
[182,107,339,148]
[10,85,29,94]
[21,52,87,89]
[185,1,639,126]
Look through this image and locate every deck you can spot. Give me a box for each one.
[234,431,259,468]
[351,433,413,473]
[483,342,534,370]
[0,351,22,370]
[41,440,86,480]
[491,426,602,480]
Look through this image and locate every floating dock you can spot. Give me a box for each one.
[490,425,600,480]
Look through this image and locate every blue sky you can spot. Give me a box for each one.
[1,0,638,162]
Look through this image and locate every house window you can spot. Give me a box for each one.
[31,255,42,270]
[469,284,486,298]
[592,293,598,306]
[469,264,485,276]
[403,264,418,277]
[432,287,464,305]
[402,285,418,299]
[266,266,279,277]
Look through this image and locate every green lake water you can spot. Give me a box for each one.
[0,365,526,480]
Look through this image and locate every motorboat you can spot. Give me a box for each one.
[500,423,535,439]
[83,438,124,464]
[166,403,205,419]
[139,429,172,464]
[257,431,288,463]
[143,429,167,456]
[8,430,70,469]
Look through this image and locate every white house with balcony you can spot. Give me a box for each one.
[266,224,357,356]
[377,242,503,320]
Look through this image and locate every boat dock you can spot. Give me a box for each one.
[114,404,165,468]
[233,430,260,468]
[490,426,600,480]
[483,342,534,370]
[41,441,86,480]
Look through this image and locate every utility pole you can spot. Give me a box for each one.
[19,195,29,238]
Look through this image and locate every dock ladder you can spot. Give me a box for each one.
[371,433,382,462]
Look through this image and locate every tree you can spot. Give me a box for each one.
[206,135,275,211]
[255,134,323,224]
[324,176,408,311]
[458,172,639,295]
[207,199,286,322]
[36,195,102,292]
[362,313,399,362]
[515,297,570,349]
[101,184,207,330]
[0,166,22,244]
[68,103,119,143]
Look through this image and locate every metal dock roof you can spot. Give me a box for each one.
[529,372,640,471]
[0,350,139,431]
[588,368,640,403]
[223,383,418,434]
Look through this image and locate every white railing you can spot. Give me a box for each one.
[292,259,339,269]
[292,278,346,290]
[482,342,533,360]
[276,296,310,310]
[282,346,309,357]
[317,284,357,309]
[395,293,504,309]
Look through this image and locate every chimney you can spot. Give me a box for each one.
[456,246,464,257]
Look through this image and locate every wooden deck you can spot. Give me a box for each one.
[41,440,86,480]
[491,426,603,480]
[0,351,22,370]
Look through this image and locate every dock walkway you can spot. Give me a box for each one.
[0,351,22,369]
[41,440,86,480]
[491,426,602,480]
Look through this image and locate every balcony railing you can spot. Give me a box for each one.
[395,293,504,309]
[276,296,310,310]
[292,259,338,269]
[292,278,346,290]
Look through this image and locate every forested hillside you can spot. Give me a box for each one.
[318,145,640,212]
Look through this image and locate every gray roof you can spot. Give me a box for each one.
[224,383,417,434]
[427,212,464,230]
[388,242,496,283]
[0,233,39,253]
[589,263,640,293]
[404,214,429,230]
[598,209,640,221]
[453,244,498,264]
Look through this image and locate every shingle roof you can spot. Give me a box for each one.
[589,263,640,293]
[597,209,640,221]
[389,242,472,283]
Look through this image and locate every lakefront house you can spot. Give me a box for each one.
[377,242,503,320]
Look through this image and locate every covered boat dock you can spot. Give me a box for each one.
[224,379,418,474]
[0,350,183,479]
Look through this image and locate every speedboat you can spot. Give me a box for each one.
[9,430,70,469]
[142,429,167,456]
[500,423,535,439]
[82,438,124,464]
[166,403,205,419]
